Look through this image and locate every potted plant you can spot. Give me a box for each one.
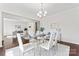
[39,27,45,35]
[40,27,44,32]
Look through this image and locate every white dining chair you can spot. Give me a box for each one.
[39,31,58,56]
[17,33,35,56]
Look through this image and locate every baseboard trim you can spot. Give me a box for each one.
[60,40,79,45]
[59,41,79,46]
[0,46,4,49]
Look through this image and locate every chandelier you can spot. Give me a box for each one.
[37,3,47,18]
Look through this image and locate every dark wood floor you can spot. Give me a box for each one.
[0,47,5,56]
[59,41,79,56]
[0,40,79,56]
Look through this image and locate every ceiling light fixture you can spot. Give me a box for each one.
[37,3,47,18]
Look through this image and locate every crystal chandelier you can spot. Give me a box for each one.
[37,3,47,18]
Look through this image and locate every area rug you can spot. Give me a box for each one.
[5,43,70,56]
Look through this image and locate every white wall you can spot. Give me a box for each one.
[0,5,28,47]
[40,7,79,44]
[0,11,2,47]
[4,18,28,35]
[27,22,36,36]
[3,18,37,36]
[0,4,36,47]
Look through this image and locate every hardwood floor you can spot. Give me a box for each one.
[59,41,79,56]
[4,38,29,49]
[0,40,79,56]
[0,39,29,56]
[0,47,5,56]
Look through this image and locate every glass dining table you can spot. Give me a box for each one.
[29,33,48,56]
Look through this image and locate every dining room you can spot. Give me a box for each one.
[0,3,79,56]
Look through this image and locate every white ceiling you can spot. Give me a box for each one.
[0,3,79,19]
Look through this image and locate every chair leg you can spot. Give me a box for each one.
[39,46,41,56]
[53,46,56,56]
[54,44,58,56]
[34,47,35,56]
[19,49,24,56]
[23,53,24,56]
[56,43,58,55]
[47,50,49,56]
[19,49,20,56]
